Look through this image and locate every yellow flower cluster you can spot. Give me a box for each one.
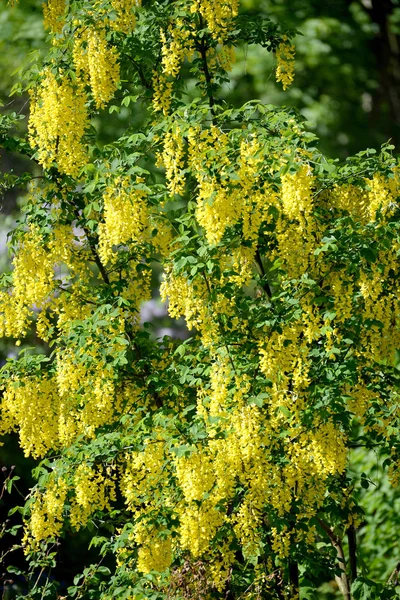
[281,164,314,220]
[175,448,214,502]
[120,442,167,511]
[0,219,83,342]
[357,266,400,363]
[275,38,295,90]
[56,353,117,444]
[187,127,276,246]
[25,465,117,545]
[329,183,367,218]
[1,344,121,458]
[110,267,152,326]
[152,70,174,115]
[161,127,187,196]
[217,44,236,72]
[13,226,54,309]
[190,0,239,42]
[152,18,195,114]
[0,290,30,340]
[327,272,354,324]
[1,376,60,458]
[152,2,237,114]
[70,463,116,530]
[161,269,241,347]
[259,325,310,397]
[346,384,376,420]
[307,421,347,476]
[110,0,141,34]
[366,172,397,220]
[195,179,238,245]
[1,303,129,456]
[178,498,225,557]
[273,164,318,279]
[28,477,68,542]
[73,27,120,109]
[160,23,194,78]
[29,71,88,176]
[150,217,176,259]
[43,0,65,34]
[119,442,176,573]
[0,225,55,339]
[161,270,206,329]
[134,522,173,574]
[270,525,291,558]
[51,279,93,335]
[207,542,236,592]
[233,496,264,559]
[55,311,129,438]
[220,245,256,288]
[329,171,399,224]
[98,177,150,265]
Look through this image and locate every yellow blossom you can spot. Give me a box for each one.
[73,27,120,108]
[98,177,150,265]
[29,71,88,176]
[275,38,295,90]
[43,0,65,34]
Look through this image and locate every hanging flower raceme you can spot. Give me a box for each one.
[0,374,61,458]
[73,26,120,109]
[161,125,187,195]
[43,0,65,34]
[110,0,142,34]
[28,70,89,176]
[275,37,295,90]
[160,22,194,78]
[190,0,240,42]
[0,225,56,340]
[98,176,150,265]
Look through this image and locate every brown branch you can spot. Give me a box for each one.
[88,242,111,285]
[317,518,351,600]
[197,17,216,121]
[72,205,110,285]
[288,558,299,597]
[388,561,400,586]
[347,525,357,582]
[122,53,152,90]
[255,249,272,298]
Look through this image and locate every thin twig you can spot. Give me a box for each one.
[255,249,272,298]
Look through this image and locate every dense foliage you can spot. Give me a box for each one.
[1,1,400,599]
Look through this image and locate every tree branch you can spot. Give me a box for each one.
[197,18,216,121]
[317,518,351,600]
[255,249,272,298]
[288,558,299,597]
[72,205,111,285]
[388,561,400,586]
[122,53,152,90]
[347,525,357,582]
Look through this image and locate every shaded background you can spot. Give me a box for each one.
[1,1,400,597]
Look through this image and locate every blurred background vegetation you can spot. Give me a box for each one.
[1,0,400,597]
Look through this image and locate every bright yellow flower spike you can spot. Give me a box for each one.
[73,27,120,109]
[275,38,295,90]
[43,0,65,34]
[28,71,88,176]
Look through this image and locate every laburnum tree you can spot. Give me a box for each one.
[1,1,400,599]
